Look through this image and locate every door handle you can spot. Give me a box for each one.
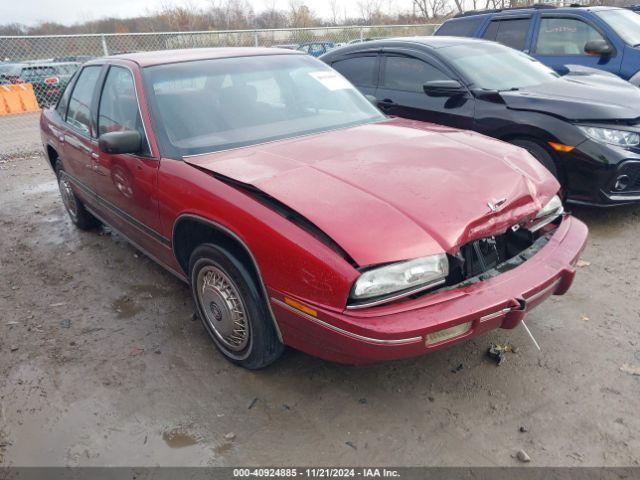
[378,99,398,109]
[91,152,99,160]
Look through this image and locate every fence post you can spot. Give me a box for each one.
[359,26,364,42]
[101,34,109,56]
[254,31,259,47]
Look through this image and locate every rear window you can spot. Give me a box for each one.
[435,17,485,37]
[22,66,57,79]
[331,56,378,87]
[482,18,531,50]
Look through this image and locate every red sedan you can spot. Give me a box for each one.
[40,48,588,369]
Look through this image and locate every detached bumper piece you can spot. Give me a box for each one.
[271,216,588,365]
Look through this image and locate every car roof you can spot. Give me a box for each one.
[98,47,303,67]
[452,4,622,19]
[324,35,493,55]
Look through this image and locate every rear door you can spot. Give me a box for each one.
[375,50,475,129]
[531,14,622,75]
[330,53,380,99]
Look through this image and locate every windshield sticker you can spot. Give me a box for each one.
[308,71,354,91]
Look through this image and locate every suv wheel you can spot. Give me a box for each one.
[55,162,100,230]
[189,244,284,369]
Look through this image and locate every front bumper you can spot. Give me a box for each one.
[563,139,640,207]
[271,216,588,364]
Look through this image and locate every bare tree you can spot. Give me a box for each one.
[413,0,452,19]
[288,1,319,28]
[357,0,385,23]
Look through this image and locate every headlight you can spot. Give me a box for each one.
[536,195,563,219]
[531,195,563,232]
[350,254,449,307]
[578,126,640,147]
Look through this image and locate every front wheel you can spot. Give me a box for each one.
[189,244,284,369]
[510,139,558,179]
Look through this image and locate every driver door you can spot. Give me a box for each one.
[91,65,163,249]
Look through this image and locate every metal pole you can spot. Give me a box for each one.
[101,34,109,56]
[254,31,259,47]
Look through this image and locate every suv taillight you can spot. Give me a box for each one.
[44,76,60,85]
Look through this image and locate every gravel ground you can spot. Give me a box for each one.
[0,150,639,467]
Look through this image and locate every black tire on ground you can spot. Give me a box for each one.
[54,161,101,230]
[189,243,284,369]
[511,139,559,179]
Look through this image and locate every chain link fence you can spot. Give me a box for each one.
[0,24,439,156]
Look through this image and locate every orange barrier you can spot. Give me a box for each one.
[0,84,40,116]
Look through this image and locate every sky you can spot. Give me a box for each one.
[0,0,397,26]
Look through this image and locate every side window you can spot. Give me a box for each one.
[331,56,377,87]
[382,56,449,93]
[65,66,101,136]
[536,17,605,55]
[98,66,149,155]
[482,18,531,50]
[435,17,484,37]
[56,69,79,117]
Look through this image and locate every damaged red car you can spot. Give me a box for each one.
[40,48,588,369]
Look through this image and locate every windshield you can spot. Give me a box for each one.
[597,9,640,46]
[443,43,560,90]
[143,54,384,157]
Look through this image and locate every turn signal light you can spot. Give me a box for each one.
[425,321,472,346]
[548,142,575,153]
[284,296,317,317]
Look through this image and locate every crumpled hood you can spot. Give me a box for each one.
[500,74,640,121]
[186,118,559,266]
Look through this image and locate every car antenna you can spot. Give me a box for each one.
[521,319,541,351]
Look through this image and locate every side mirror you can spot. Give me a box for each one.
[423,80,466,97]
[584,39,613,57]
[99,130,142,155]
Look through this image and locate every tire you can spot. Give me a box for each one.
[510,139,559,179]
[54,161,100,230]
[189,244,284,369]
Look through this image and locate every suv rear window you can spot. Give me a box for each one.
[435,17,485,37]
[482,18,531,50]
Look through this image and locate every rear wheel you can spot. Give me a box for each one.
[189,244,284,369]
[55,162,100,230]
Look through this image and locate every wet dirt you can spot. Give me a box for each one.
[1,152,639,467]
[162,428,200,449]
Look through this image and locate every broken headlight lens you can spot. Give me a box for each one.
[536,195,563,219]
[577,126,640,148]
[531,195,563,232]
[351,254,449,304]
